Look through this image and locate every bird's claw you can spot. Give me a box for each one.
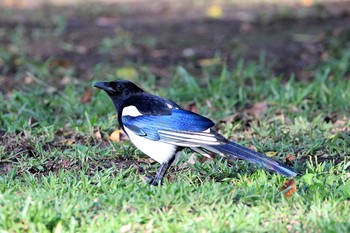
[146,176,163,186]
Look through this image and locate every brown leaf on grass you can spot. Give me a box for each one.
[50,59,74,68]
[183,102,199,113]
[286,154,296,164]
[65,139,75,145]
[220,113,241,124]
[186,152,212,165]
[109,130,128,142]
[198,156,211,163]
[55,128,73,137]
[137,157,155,164]
[23,75,34,84]
[197,58,222,67]
[248,144,257,151]
[186,154,197,165]
[332,118,350,132]
[94,129,102,140]
[59,76,72,85]
[265,151,277,157]
[244,102,268,118]
[81,87,93,104]
[281,179,297,197]
[61,159,74,169]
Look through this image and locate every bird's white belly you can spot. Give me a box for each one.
[124,127,177,164]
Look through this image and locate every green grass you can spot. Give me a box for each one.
[1,52,350,232]
[1,7,350,233]
[1,47,350,230]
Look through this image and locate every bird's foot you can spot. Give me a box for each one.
[146,176,163,186]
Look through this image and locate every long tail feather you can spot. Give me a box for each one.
[207,142,297,178]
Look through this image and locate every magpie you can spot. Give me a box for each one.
[94,80,297,185]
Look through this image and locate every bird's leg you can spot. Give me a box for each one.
[150,156,175,186]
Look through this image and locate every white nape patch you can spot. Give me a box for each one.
[124,127,177,164]
[122,106,142,117]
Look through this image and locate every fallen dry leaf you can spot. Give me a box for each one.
[109,130,128,142]
[94,129,102,140]
[198,156,211,163]
[286,154,296,164]
[281,179,297,197]
[65,139,75,146]
[184,102,199,113]
[186,152,212,165]
[23,75,34,84]
[220,113,240,124]
[81,87,93,104]
[248,145,257,151]
[197,58,222,67]
[109,130,121,142]
[50,59,74,68]
[186,154,196,165]
[137,157,155,163]
[266,151,277,157]
[59,76,72,85]
[244,102,268,118]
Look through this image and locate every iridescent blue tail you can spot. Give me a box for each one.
[209,142,297,178]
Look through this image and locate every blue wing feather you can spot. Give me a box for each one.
[122,109,215,140]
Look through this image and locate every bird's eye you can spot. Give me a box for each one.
[115,83,122,91]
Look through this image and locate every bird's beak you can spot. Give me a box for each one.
[93,82,114,92]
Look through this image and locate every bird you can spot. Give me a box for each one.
[93,80,297,185]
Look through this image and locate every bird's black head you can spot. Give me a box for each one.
[93,80,144,111]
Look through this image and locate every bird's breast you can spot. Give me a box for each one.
[124,127,177,164]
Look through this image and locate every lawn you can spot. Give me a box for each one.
[0,1,350,232]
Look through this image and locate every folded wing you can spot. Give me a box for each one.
[122,109,224,146]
